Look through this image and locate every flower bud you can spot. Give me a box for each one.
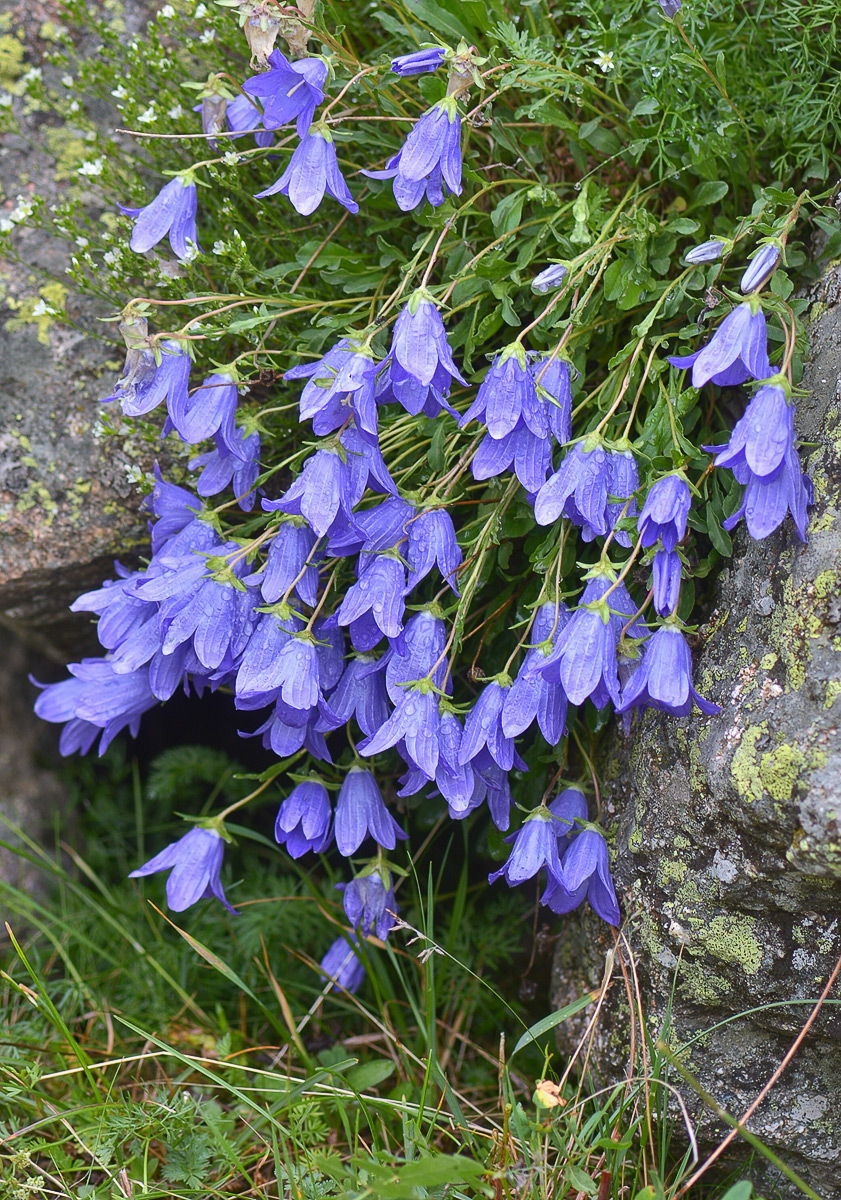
[531,263,568,293]
[685,238,726,265]
[740,243,781,293]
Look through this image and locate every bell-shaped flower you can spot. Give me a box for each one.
[502,602,570,744]
[472,421,553,495]
[605,447,639,548]
[740,243,780,294]
[129,825,237,914]
[34,658,157,756]
[385,610,448,702]
[144,465,203,553]
[684,237,726,264]
[318,653,389,737]
[618,622,720,717]
[533,357,574,445]
[190,425,261,511]
[708,381,793,479]
[119,175,200,261]
[459,680,517,771]
[461,344,537,440]
[255,125,358,216]
[657,0,682,19]
[339,866,398,939]
[723,443,811,543]
[406,509,462,594]
[548,787,588,842]
[258,519,320,606]
[668,301,770,388]
[226,92,274,146]
[542,829,620,925]
[358,685,441,778]
[532,263,568,293]
[242,48,327,137]
[320,935,366,992]
[488,808,564,888]
[286,339,378,437]
[334,766,407,856]
[389,291,466,394]
[275,779,332,857]
[363,97,461,212]
[391,47,446,76]
[337,554,407,640]
[534,439,610,534]
[253,701,331,761]
[637,474,690,551]
[168,370,238,445]
[652,548,681,616]
[103,339,191,420]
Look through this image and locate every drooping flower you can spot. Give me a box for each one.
[319,653,390,736]
[226,92,274,146]
[461,344,538,440]
[708,381,793,479]
[652,548,681,616]
[275,779,333,857]
[385,610,449,701]
[532,263,568,293]
[339,867,398,938]
[684,237,726,265]
[488,809,564,888]
[337,554,407,640]
[542,829,620,925]
[242,48,327,137]
[668,301,770,388]
[502,601,570,744]
[723,443,811,542]
[334,767,407,856]
[547,787,588,842]
[168,370,238,445]
[388,292,466,403]
[460,680,518,771]
[362,97,461,212]
[286,339,378,436]
[406,510,462,594]
[119,175,200,261]
[34,658,158,756]
[740,243,780,294]
[391,47,447,75]
[190,425,262,511]
[257,519,320,606]
[129,825,238,914]
[533,356,574,445]
[637,474,691,551]
[103,339,191,420]
[656,0,682,19]
[605,448,639,547]
[255,126,358,215]
[358,686,441,778]
[320,935,366,992]
[618,623,720,717]
[534,440,610,534]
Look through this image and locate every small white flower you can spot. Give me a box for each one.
[594,51,615,73]
[103,250,119,266]
[195,2,208,15]
[160,4,176,16]
[111,84,128,99]
[222,151,239,166]
[0,92,12,108]
[75,236,89,248]
[78,158,104,177]
[68,99,80,114]
[61,74,74,87]
[0,218,13,233]
[21,67,42,85]
[31,299,52,317]
[212,240,228,254]
[167,102,184,119]
[137,105,157,125]
[200,28,216,43]
[124,464,144,484]
[8,197,34,223]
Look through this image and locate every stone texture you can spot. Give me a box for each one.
[551,298,841,1197]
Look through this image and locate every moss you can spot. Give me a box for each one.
[677,961,730,1004]
[759,742,806,802]
[730,722,767,804]
[825,680,841,710]
[0,31,25,90]
[691,913,763,975]
[658,858,688,888]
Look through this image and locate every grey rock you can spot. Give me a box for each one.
[551,300,841,1197]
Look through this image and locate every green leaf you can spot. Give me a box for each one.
[345,1059,396,1091]
[690,180,729,208]
[491,188,526,235]
[511,991,598,1055]
[631,96,661,116]
[721,1183,753,1200]
[565,1163,598,1196]
[706,508,733,556]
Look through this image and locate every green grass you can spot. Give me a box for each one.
[0,748,821,1200]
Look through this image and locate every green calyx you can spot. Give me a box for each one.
[407,287,434,316]
[498,341,528,370]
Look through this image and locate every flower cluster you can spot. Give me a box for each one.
[35,13,816,998]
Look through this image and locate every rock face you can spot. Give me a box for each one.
[552,299,841,1196]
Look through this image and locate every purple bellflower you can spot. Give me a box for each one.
[340,867,398,939]
[129,825,238,914]
[685,238,726,265]
[460,680,518,771]
[618,623,720,717]
[168,370,238,445]
[334,767,407,856]
[652,548,681,616]
[34,658,157,756]
[385,610,448,702]
[190,425,261,511]
[534,439,609,535]
[286,339,378,437]
[320,935,366,992]
[668,301,770,388]
[318,653,390,736]
[723,443,811,542]
[532,263,568,294]
[104,339,191,420]
[337,554,407,640]
[255,126,358,215]
[537,571,643,709]
[363,97,461,212]
[488,808,564,888]
[275,779,333,857]
[358,685,441,779]
[226,92,274,146]
[242,49,327,138]
[388,292,466,409]
[638,474,691,551]
[392,47,447,75]
[407,509,462,594]
[234,609,301,707]
[548,787,588,842]
[144,466,203,553]
[502,601,570,744]
[258,519,319,606]
[709,381,793,480]
[461,344,538,440]
[543,829,620,925]
[533,356,574,444]
[741,243,781,294]
[657,0,682,18]
[120,175,200,261]
[605,448,639,548]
